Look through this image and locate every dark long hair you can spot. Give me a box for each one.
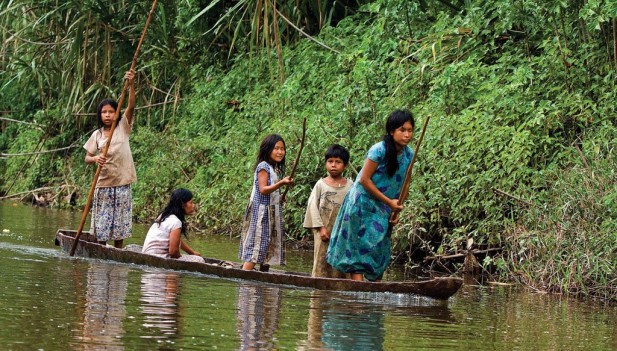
[383,109,415,177]
[255,134,286,174]
[155,188,193,237]
[96,99,120,129]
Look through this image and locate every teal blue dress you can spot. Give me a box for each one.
[326,141,413,281]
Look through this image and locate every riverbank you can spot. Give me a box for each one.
[2,1,616,301]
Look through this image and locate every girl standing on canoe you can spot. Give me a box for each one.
[83,70,136,248]
[142,188,203,262]
[239,134,293,271]
[327,110,415,281]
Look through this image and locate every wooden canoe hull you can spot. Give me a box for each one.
[55,229,462,300]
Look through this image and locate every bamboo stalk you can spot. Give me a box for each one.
[271,0,285,84]
[390,115,431,224]
[550,13,570,88]
[70,0,159,256]
[613,18,617,70]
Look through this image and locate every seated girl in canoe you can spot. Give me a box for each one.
[142,188,204,263]
[327,109,415,281]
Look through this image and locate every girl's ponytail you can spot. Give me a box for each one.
[383,133,398,177]
[156,188,193,238]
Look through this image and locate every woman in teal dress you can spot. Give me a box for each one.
[327,110,414,281]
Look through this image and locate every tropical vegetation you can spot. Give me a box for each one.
[1,0,615,301]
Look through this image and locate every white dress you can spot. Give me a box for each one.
[142,215,204,263]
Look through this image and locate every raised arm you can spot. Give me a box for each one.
[123,70,136,125]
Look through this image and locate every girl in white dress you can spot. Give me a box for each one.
[142,189,203,263]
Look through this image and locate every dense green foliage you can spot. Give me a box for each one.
[1,0,616,300]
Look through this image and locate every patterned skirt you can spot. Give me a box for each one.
[91,184,133,242]
[326,186,393,281]
[238,202,285,265]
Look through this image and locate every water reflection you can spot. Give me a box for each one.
[321,309,384,351]
[2,200,617,351]
[298,290,457,351]
[236,283,283,350]
[303,291,326,350]
[77,263,129,351]
[299,290,385,351]
[139,271,180,338]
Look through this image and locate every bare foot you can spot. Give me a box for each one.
[242,262,256,271]
[351,273,363,281]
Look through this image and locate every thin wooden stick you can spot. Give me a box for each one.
[71,0,159,256]
[0,143,79,157]
[0,186,69,200]
[0,116,44,129]
[281,116,307,203]
[71,99,188,116]
[3,134,48,195]
[424,248,502,262]
[390,115,431,224]
[492,187,534,207]
[274,9,340,54]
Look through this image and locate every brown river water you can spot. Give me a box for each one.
[0,200,615,350]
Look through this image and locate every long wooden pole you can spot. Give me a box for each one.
[390,115,431,224]
[281,116,307,203]
[71,0,159,256]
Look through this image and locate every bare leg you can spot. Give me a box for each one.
[351,273,363,281]
[114,239,123,249]
[242,262,256,270]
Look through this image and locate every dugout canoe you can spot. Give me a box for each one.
[55,229,462,300]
